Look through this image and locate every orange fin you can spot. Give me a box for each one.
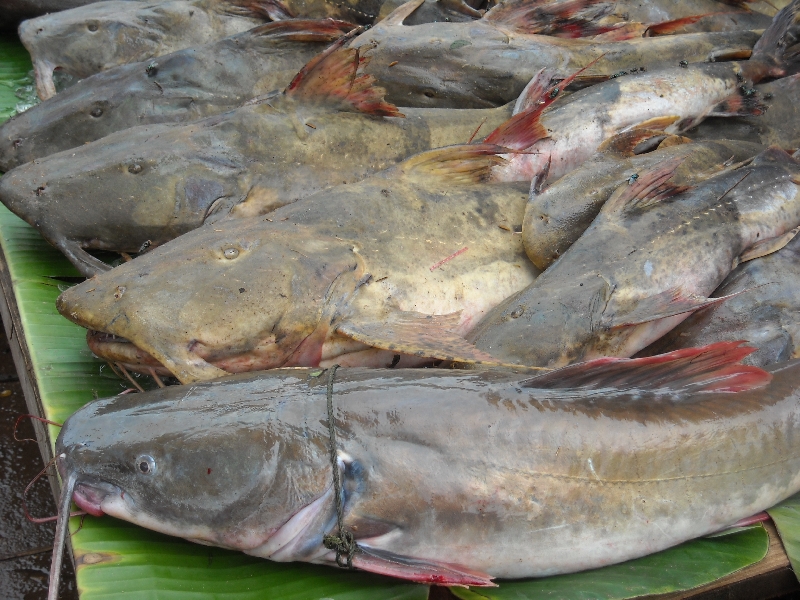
[603,156,690,214]
[513,55,603,115]
[336,310,500,363]
[221,0,295,21]
[597,129,670,157]
[609,287,747,329]
[709,88,767,117]
[352,547,496,587]
[484,0,616,37]
[484,104,548,151]
[285,34,403,117]
[644,13,716,36]
[628,115,681,132]
[248,19,356,43]
[398,143,509,184]
[521,341,771,394]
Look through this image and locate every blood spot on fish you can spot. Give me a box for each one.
[207,468,212,475]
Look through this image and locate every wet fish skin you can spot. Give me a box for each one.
[468,147,800,368]
[0,20,355,172]
[55,147,537,383]
[1,0,125,29]
[638,234,800,366]
[353,0,764,109]
[524,138,764,270]
[19,0,275,100]
[54,352,799,582]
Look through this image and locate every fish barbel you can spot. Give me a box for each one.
[51,343,797,591]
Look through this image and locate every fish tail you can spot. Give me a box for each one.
[744,0,800,82]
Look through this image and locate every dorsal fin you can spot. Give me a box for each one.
[484,0,617,37]
[398,144,509,185]
[247,19,356,43]
[219,0,295,21]
[602,156,690,214]
[521,341,771,394]
[285,33,404,117]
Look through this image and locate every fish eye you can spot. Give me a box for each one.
[423,90,435,98]
[90,107,103,118]
[223,247,240,260]
[87,22,98,32]
[136,455,156,475]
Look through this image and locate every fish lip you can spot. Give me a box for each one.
[73,480,116,517]
[86,330,171,376]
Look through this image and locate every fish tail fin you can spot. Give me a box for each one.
[284,32,404,117]
[248,19,356,43]
[219,0,295,21]
[743,0,800,81]
[521,341,772,394]
[484,0,615,37]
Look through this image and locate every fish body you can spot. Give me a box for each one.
[468,147,800,368]
[523,137,764,270]
[0,19,355,171]
[54,347,797,584]
[639,234,800,367]
[352,0,765,108]
[1,0,129,30]
[0,42,513,277]
[18,0,281,100]
[56,144,538,383]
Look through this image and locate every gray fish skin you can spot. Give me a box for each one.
[468,148,800,368]
[1,0,132,30]
[687,74,800,150]
[524,139,764,270]
[353,1,763,109]
[54,147,536,383]
[18,0,271,100]
[0,89,511,277]
[0,20,354,171]
[639,234,800,367]
[54,358,800,581]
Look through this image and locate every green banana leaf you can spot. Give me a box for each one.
[768,492,800,577]
[0,31,782,600]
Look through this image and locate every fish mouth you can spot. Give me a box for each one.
[86,330,172,377]
[72,481,117,517]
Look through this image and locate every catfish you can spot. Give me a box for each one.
[523,135,764,270]
[466,147,800,368]
[0,39,517,277]
[1,0,119,30]
[55,144,540,383]
[51,344,798,595]
[0,19,355,171]
[19,0,291,100]
[351,0,770,108]
[639,233,800,367]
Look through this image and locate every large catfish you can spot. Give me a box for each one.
[0,40,517,277]
[50,344,796,597]
[350,0,772,108]
[639,233,800,367]
[19,0,290,100]
[0,19,355,171]
[55,144,539,383]
[466,147,800,368]
[523,135,764,270]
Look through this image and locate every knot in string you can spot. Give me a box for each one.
[320,365,360,568]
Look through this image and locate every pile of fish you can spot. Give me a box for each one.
[1,0,800,596]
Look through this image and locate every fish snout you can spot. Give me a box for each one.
[0,165,45,226]
[73,481,117,517]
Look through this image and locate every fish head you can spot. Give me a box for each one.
[19,1,169,98]
[56,222,362,382]
[55,376,333,551]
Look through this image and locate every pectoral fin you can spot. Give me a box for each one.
[352,546,496,587]
[336,311,499,363]
[602,156,690,215]
[739,226,800,263]
[626,115,681,132]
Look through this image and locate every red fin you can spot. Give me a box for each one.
[602,156,690,214]
[597,129,670,157]
[248,19,356,43]
[221,0,295,21]
[709,88,767,117]
[609,287,747,329]
[484,105,547,150]
[730,512,771,528]
[484,0,616,37]
[644,13,716,36]
[285,34,403,117]
[590,22,647,41]
[352,546,496,587]
[522,341,771,394]
[513,56,603,115]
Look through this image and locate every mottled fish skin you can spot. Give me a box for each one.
[687,74,800,149]
[0,20,355,171]
[56,156,537,383]
[1,0,129,29]
[639,234,800,367]
[468,148,800,368]
[0,94,512,277]
[19,0,272,100]
[55,358,800,581]
[352,7,763,108]
[524,139,764,270]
